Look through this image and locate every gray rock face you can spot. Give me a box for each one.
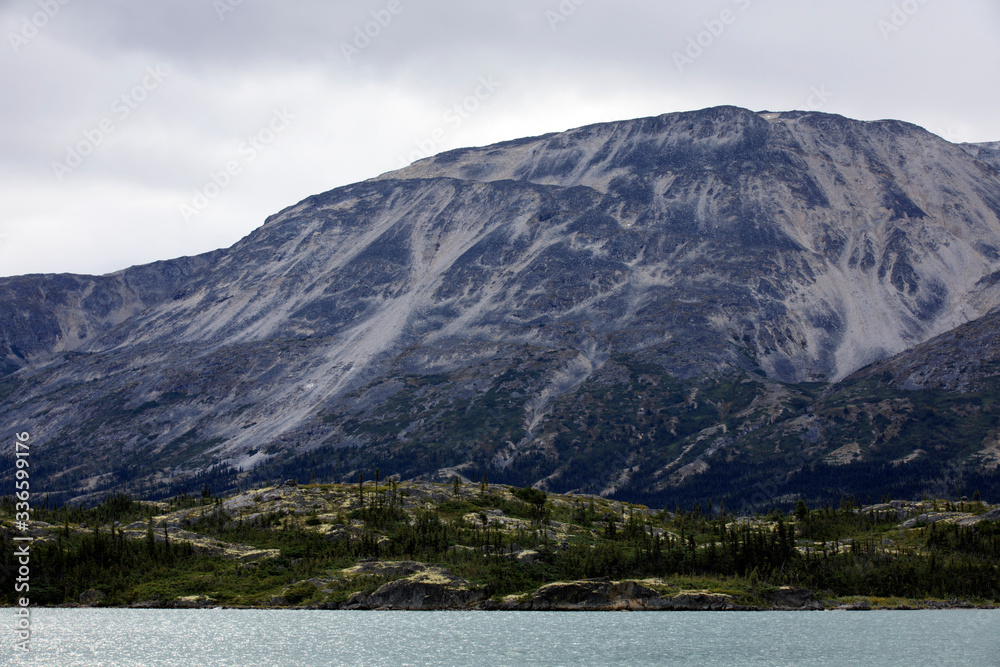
[0,252,220,375]
[388,108,1000,382]
[79,589,105,605]
[899,512,971,529]
[1,106,1000,503]
[530,580,660,611]
[843,303,1000,392]
[960,141,1000,173]
[527,579,662,610]
[958,508,1000,526]
[349,568,483,610]
[523,579,738,611]
[769,586,818,609]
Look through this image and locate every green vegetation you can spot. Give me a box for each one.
[1,483,997,609]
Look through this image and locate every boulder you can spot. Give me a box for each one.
[769,586,819,609]
[130,599,164,608]
[514,549,540,563]
[342,560,430,579]
[655,591,738,611]
[162,595,218,608]
[957,508,1000,526]
[79,589,105,605]
[482,595,530,611]
[351,568,483,610]
[836,600,872,610]
[526,580,747,611]
[529,579,669,611]
[316,600,342,610]
[900,512,970,529]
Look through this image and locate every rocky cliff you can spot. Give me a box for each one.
[0,252,220,375]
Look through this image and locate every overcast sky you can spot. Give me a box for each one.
[1,0,998,277]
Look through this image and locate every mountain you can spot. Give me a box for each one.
[2,106,1000,508]
[0,253,220,375]
[961,141,1000,172]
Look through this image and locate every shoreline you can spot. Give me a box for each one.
[8,591,998,613]
[7,603,999,611]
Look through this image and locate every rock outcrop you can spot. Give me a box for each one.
[957,508,1000,526]
[485,579,742,611]
[78,589,105,605]
[769,586,820,610]
[525,579,665,611]
[348,567,484,610]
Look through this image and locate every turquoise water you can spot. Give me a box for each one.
[2,609,998,666]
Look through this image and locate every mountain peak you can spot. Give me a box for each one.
[381,106,957,192]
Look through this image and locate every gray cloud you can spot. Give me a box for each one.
[1,0,998,276]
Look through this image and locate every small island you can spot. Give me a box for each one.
[2,479,998,611]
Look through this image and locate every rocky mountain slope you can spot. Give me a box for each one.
[961,141,1000,172]
[2,106,1000,508]
[0,253,220,375]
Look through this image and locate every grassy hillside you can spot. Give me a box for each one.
[2,480,998,609]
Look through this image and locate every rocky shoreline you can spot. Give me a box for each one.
[44,570,1000,612]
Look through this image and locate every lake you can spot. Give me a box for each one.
[3,609,999,666]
